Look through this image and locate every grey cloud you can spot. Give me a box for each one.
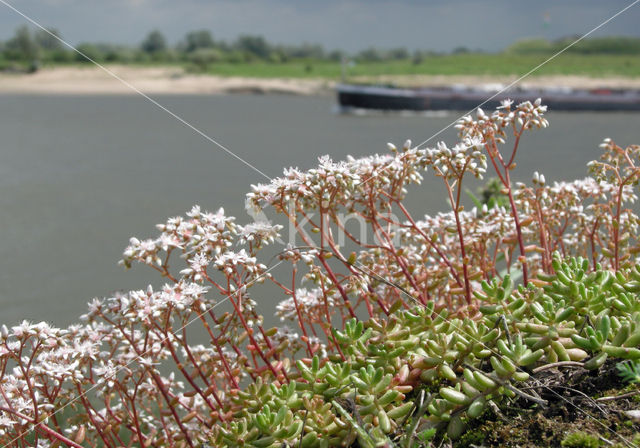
[0,0,638,52]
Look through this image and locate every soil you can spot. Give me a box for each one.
[455,360,640,448]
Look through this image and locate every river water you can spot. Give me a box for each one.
[0,93,638,327]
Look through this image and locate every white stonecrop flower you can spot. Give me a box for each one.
[237,221,282,245]
[276,287,338,321]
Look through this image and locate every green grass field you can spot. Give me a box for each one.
[198,53,640,79]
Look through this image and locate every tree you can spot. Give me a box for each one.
[452,46,470,54]
[327,49,344,62]
[387,47,409,60]
[282,43,325,60]
[141,30,167,54]
[235,35,271,60]
[183,30,215,52]
[187,48,223,70]
[74,43,103,62]
[5,25,38,61]
[34,28,64,51]
[505,38,553,55]
[357,47,382,62]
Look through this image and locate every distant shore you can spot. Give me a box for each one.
[1,65,640,96]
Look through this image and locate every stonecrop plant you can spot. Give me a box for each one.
[1,100,640,447]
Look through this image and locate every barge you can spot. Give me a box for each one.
[336,83,640,112]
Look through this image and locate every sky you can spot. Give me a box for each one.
[0,0,639,53]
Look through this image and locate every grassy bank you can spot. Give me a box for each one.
[3,52,637,81]
[192,53,640,79]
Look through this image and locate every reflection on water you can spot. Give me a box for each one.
[0,93,637,326]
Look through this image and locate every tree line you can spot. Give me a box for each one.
[0,26,344,71]
[505,36,640,55]
[2,25,640,72]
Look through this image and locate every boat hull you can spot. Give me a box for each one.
[337,84,640,112]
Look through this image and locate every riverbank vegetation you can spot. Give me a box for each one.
[2,25,640,78]
[2,101,640,446]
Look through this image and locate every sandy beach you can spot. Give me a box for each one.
[0,65,332,95]
[1,65,640,95]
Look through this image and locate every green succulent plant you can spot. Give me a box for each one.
[209,254,640,447]
[617,360,640,384]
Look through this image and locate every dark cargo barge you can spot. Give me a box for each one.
[336,83,640,112]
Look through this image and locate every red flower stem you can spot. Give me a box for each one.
[252,312,291,382]
[181,327,227,409]
[157,412,176,447]
[441,168,472,305]
[226,293,281,378]
[393,199,464,287]
[613,177,628,271]
[285,205,357,318]
[250,310,276,353]
[40,388,62,436]
[149,263,177,282]
[100,314,195,447]
[158,327,219,414]
[0,387,26,446]
[506,131,522,168]
[128,388,147,448]
[589,217,600,270]
[319,248,357,317]
[200,312,239,390]
[102,401,127,446]
[322,232,391,316]
[612,169,637,270]
[317,274,346,361]
[369,215,423,304]
[486,137,528,285]
[367,192,420,300]
[269,276,293,294]
[485,145,508,186]
[149,370,195,447]
[367,285,390,315]
[18,342,42,426]
[75,384,114,447]
[291,268,315,356]
[362,292,375,317]
[505,174,529,285]
[0,407,85,448]
[230,344,257,381]
[330,210,378,248]
[532,190,550,273]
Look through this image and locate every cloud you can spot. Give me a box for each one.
[0,0,638,52]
